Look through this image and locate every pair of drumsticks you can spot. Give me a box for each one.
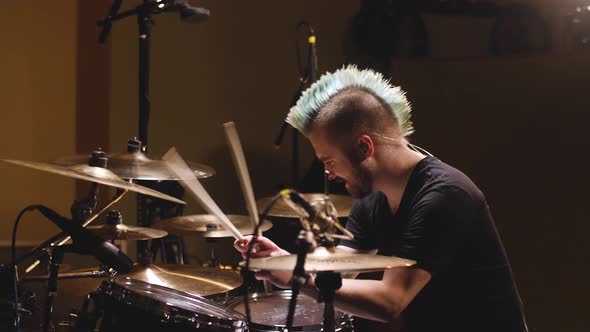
[162,121,261,241]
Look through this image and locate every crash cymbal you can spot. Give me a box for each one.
[121,264,242,296]
[86,224,168,240]
[152,214,272,238]
[256,193,354,218]
[245,246,415,273]
[53,151,215,180]
[1,159,185,204]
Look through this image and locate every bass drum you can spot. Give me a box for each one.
[226,290,354,332]
[100,276,247,332]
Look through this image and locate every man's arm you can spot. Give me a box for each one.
[303,266,431,323]
[336,245,377,279]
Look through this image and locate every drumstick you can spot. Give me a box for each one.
[222,122,260,235]
[223,122,273,294]
[162,148,244,240]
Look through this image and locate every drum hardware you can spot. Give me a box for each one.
[86,210,168,241]
[152,214,273,238]
[225,290,354,332]
[0,158,186,205]
[256,193,354,218]
[40,242,118,332]
[98,278,246,332]
[9,150,169,276]
[52,139,215,181]
[118,263,243,298]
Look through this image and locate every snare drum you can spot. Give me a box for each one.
[226,290,354,332]
[100,276,247,332]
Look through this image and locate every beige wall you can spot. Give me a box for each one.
[0,2,77,244]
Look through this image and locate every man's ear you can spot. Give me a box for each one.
[357,135,374,160]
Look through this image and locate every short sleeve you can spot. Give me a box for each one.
[399,186,476,274]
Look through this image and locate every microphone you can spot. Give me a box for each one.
[279,189,353,240]
[297,21,317,83]
[280,189,316,220]
[34,205,133,274]
[166,0,210,23]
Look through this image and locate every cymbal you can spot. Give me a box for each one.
[256,193,354,218]
[245,246,415,273]
[52,151,215,180]
[86,224,168,240]
[1,159,185,204]
[152,214,273,238]
[121,264,242,296]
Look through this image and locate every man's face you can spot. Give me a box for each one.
[308,129,373,198]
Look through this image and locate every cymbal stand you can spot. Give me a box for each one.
[314,241,342,332]
[285,229,316,331]
[16,153,128,276]
[42,244,97,332]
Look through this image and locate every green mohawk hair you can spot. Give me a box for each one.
[286,65,414,137]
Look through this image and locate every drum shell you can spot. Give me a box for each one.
[100,277,246,332]
[226,290,354,332]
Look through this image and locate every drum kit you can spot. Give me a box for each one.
[1,3,416,332]
[2,144,416,332]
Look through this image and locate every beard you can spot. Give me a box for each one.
[344,162,373,198]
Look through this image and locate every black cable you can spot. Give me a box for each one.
[11,205,37,332]
[243,192,282,328]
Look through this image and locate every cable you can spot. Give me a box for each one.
[409,143,434,157]
[11,205,37,332]
[243,192,282,327]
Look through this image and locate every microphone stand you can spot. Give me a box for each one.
[42,244,85,332]
[97,2,208,260]
[98,2,154,259]
[285,229,315,331]
[314,240,342,332]
[273,22,317,187]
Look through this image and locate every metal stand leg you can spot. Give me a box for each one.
[315,271,342,332]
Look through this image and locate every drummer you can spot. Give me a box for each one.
[235,66,527,331]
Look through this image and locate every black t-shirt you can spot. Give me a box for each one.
[340,156,527,332]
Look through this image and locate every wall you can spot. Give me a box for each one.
[0,2,78,245]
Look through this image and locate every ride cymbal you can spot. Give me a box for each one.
[245,246,415,273]
[53,151,215,180]
[152,214,272,238]
[256,193,354,218]
[86,224,168,240]
[1,159,185,204]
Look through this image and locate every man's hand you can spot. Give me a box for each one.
[233,235,293,288]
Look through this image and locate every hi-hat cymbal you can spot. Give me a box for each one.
[245,246,415,273]
[152,214,273,238]
[1,159,185,204]
[121,264,242,296]
[256,193,354,218]
[52,151,215,180]
[86,224,168,240]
